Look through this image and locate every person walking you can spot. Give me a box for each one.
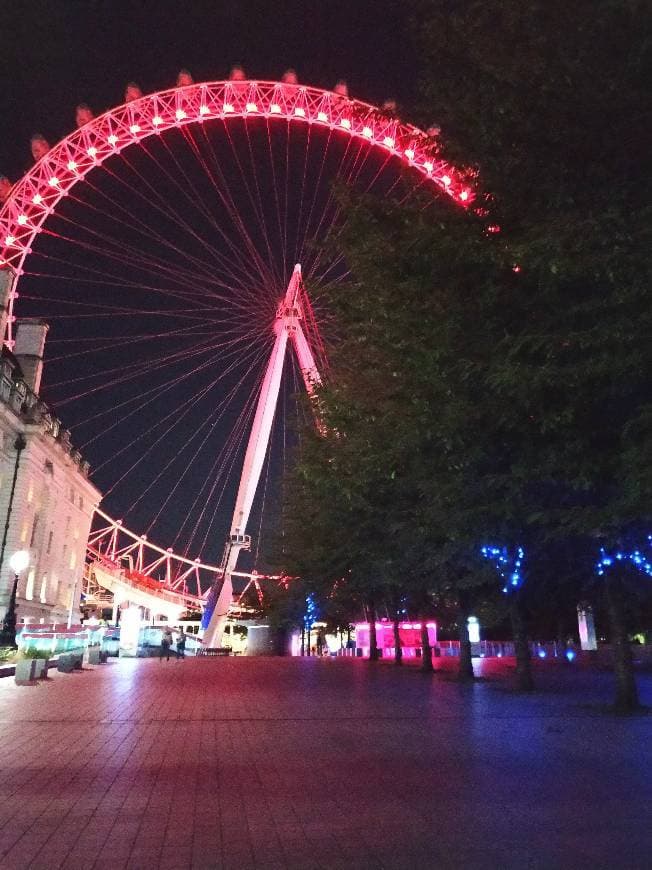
[176,629,187,660]
[160,627,174,662]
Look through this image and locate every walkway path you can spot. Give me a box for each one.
[0,657,650,869]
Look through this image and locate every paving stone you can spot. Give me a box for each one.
[0,657,650,869]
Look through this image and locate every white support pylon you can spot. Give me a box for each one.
[201,264,322,648]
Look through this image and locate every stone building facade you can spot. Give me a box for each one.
[0,269,102,627]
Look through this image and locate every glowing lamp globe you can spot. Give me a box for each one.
[9,550,30,573]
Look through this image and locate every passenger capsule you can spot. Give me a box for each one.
[30,134,50,162]
[124,82,143,102]
[176,69,193,87]
[75,103,94,128]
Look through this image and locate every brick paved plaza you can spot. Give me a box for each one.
[0,657,650,870]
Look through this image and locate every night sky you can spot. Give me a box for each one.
[2,1,417,177]
[1,1,422,569]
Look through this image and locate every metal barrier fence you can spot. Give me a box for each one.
[337,640,576,659]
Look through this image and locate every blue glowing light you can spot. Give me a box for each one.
[595,542,652,579]
[537,649,546,659]
[565,649,576,662]
[481,544,525,594]
[304,593,318,629]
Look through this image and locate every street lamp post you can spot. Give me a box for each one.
[0,550,30,648]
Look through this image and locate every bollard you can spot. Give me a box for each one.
[14,659,37,685]
[57,654,74,673]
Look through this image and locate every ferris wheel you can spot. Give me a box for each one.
[0,70,472,644]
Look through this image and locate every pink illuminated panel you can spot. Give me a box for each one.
[354,620,437,657]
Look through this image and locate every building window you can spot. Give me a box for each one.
[30,513,40,548]
[39,574,48,604]
[69,550,77,570]
[46,530,54,555]
[27,479,34,503]
[78,495,83,509]
[20,520,29,543]
[25,568,35,600]
[70,486,75,503]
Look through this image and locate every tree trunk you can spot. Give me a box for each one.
[604,573,639,712]
[274,627,287,656]
[393,616,402,665]
[556,615,566,660]
[368,606,379,661]
[420,621,433,672]
[510,594,533,691]
[457,590,474,681]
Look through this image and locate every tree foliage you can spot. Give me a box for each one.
[280,1,652,703]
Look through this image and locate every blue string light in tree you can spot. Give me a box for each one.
[480,545,525,594]
[595,537,652,578]
[304,594,318,629]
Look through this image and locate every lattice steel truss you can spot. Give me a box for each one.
[0,79,472,343]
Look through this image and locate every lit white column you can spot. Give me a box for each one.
[202,266,310,648]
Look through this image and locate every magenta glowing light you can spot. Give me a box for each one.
[352,621,438,658]
[0,77,475,342]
